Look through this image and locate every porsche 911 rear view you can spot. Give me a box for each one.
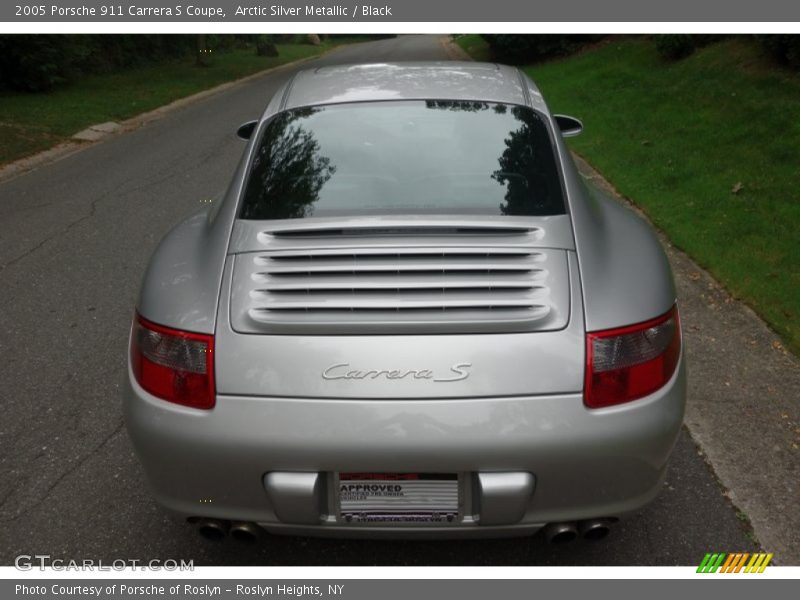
[124,62,685,543]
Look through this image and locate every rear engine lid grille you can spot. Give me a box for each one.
[230,236,571,335]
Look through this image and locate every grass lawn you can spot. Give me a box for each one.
[0,39,358,165]
[453,34,492,61]
[458,35,800,355]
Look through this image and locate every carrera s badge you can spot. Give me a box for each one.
[322,362,472,382]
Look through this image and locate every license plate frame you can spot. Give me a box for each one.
[335,472,461,525]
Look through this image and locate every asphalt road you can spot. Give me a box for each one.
[0,35,759,566]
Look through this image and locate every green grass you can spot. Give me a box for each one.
[0,39,355,165]
[462,36,800,355]
[454,34,492,62]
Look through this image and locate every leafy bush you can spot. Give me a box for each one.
[654,34,696,60]
[756,35,800,69]
[0,34,396,93]
[0,35,90,92]
[0,35,226,92]
[86,35,195,71]
[655,34,728,61]
[479,35,602,64]
[255,35,279,57]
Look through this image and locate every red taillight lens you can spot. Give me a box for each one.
[130,313,215,409]
[584,305,681,409]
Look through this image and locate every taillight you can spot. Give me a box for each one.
[584,305,681,409]
[130,313,215,409]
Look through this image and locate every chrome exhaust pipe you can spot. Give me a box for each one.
[229,521,263,543]
[196,518,230,541]
[579,519,612,541]
[542,522,578,544]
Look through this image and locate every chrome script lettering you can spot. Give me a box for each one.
[322,362,471,382]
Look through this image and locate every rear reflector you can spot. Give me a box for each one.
[584,305,681,408]
[130,313,215,409]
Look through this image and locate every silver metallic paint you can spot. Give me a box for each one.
[228,244,572,336]
[282,62,544,112]
[215,252,583,399]
[126,62,685,535]
[263,472,325,525]
[123,352,685,535]
[476,472,536,526]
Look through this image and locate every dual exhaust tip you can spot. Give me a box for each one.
[543,518,615,544]
[192,517,613,543]
[192,518,263,543]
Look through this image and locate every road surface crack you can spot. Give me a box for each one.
[0,419,125,522]
[0,165,182,273]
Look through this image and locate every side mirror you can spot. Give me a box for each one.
[236,120,258,140]
[554,114,583,137]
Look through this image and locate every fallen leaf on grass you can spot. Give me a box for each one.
[731,182,743,194]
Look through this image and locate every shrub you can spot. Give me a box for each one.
[0,35,199,91]
[654,34,696,60]
[0,35,229,92]
[756,35,800,69]
[87,35,195,71]
[0,35,89,92]
[479,35,602,65]
[255,35,279,57]
[655,34,728,61]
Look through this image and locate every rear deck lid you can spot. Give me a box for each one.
[216,216,583,398]
[227,216,574,335]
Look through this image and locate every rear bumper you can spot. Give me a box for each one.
[123,356,685,537]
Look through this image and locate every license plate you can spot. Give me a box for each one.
[337,473,459,524]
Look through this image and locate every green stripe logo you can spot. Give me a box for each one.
[697,553,727,573]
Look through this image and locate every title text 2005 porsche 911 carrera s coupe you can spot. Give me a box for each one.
[124,62,685,543]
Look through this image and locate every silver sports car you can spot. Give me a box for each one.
[124,62,685,543]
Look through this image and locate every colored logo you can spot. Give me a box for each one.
[697,552,773,573]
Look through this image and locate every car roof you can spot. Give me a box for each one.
[282,62,548,112]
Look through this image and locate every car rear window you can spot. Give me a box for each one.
[239,100,566,219]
